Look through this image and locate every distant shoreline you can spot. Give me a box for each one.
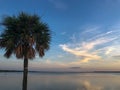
[0,70,120,73]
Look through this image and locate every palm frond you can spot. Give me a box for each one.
[26,46,35,59]
[0,12,51,60]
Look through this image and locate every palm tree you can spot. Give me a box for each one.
[0,12,51,90]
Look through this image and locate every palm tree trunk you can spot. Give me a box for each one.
[22,58,28,90]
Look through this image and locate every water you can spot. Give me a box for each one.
[0,72,120,90]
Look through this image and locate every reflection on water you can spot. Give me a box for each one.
[81,80,103,90]
[0,73,120,90]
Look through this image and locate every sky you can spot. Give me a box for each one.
[0,0,120,71]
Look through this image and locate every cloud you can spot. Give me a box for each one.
[28,59,68,70]
[61,32,66,35]
[59,31,117,64]
[59,25,120,65]
[59,44,101,63]
[112,55,120,59]
[105,47,115,55]
[57,55,64,58]
[69,66,81,69]
[48,0,68,10]
[96,44,120,58]
[81,26,100,34]
[82,37,116,50]
[70,33,77,42]
[59,44,97,58]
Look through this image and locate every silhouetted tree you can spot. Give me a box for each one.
[0,12,51,90]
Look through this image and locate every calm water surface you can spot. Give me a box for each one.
[0,72,120,90]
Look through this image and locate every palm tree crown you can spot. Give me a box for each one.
[0,12,51,59]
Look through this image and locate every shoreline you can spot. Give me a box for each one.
[0,70,120,73]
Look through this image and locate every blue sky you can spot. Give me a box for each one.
[0,0,120,71]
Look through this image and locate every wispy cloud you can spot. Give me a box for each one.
[48,0,68,10]
[70,33,77,42]
[112,55,120,59]
[82,37,117,50]
[81,26,100,34]
[61,32,66,35]
[59,44,99,59]
[59,25,120,65]
[29,59,67,70]
[59,44,101,63]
